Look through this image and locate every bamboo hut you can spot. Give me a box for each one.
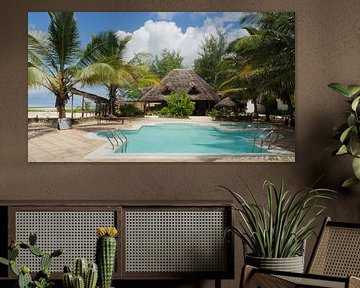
[141,69,220,115]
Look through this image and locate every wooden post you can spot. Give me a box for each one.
[81,96,85,118]
[71,94,74,119]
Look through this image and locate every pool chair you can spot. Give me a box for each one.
[241,217,360,288]
[96,114,126,124]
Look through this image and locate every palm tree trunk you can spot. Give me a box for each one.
[252,97,258,116]
[109,85,117,115]
[264,99,271,122]
[55,93,67,119]
[285,97,295,127]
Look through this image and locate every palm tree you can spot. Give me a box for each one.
[28,13,81,119]
[221,12,295,123]
[77,31,159,115]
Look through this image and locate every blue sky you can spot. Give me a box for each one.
[28,12,251,107]
[28,12,217,44]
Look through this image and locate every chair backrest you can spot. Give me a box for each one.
[307,217,360,277]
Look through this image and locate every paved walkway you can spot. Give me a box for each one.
[28,129,105,162]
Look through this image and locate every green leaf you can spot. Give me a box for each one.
[10,261,20,276]
[351,96,360,111]
[336,145,348,155]
[328,83,352,98]
[328,83,360,98]
[340,127,352,143]
[352,157,360,179]
[349,135,360,156]
[342,177,360,188]
[347,114,356,128]
[347,85,360,97]
[0,257,9,266]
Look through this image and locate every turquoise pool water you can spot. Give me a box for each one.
[99,123,269,154]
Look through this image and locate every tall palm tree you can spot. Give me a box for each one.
[76,31,159,115]
[28,12,81,118]
[221,12,295,123]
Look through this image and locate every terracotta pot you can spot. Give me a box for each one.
[245,254,304,273]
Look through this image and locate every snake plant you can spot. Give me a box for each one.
[221,179,335,258]
[328,83,360,187]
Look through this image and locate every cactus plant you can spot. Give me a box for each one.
[74,258,87,279]
[0,232,63,288]
[73,275,85,288]
[19,268,32,288]
[85,262,98,288]
[62,259,98,288]
[96,227,118,288]
[29,232,37,246]
[63,271,74,288]
[41,253,52,270]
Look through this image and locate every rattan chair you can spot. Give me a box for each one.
[241,217,360,288]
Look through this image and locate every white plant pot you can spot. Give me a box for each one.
[245,254,305,273]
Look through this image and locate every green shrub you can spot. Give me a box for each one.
[207,108,221,119]
[116,104,143,117]
[160,91,195,117]
[145,110,160,116]
[159,107,171,116]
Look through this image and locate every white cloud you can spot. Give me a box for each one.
[117,13,251,68]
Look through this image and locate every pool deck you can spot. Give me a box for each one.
[28,116,295,162]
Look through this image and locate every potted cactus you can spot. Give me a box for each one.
[96,227,118,288]
[62,258,98,288]
[0,232,63,288]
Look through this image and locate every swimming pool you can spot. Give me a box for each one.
[98,123,269,154]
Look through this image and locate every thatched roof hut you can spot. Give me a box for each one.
[215,97,236,108]
[141,69,220,115]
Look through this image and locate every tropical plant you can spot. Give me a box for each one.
[221,179,334,258]
[328,83,360,187]
[194,31,227,88]
[77,32,159,115]
[150,49,183,78]
[76,31,136,115]
[207,108,221,119]
[28,12,82,119]
[0,232,63,288]
[221,12,295,123]
[159,91,195,117]
[115,104,143,117]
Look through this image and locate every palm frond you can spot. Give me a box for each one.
[48,12,81,72]
[28,62,57,89]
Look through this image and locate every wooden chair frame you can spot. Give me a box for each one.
[241,217,360,288]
